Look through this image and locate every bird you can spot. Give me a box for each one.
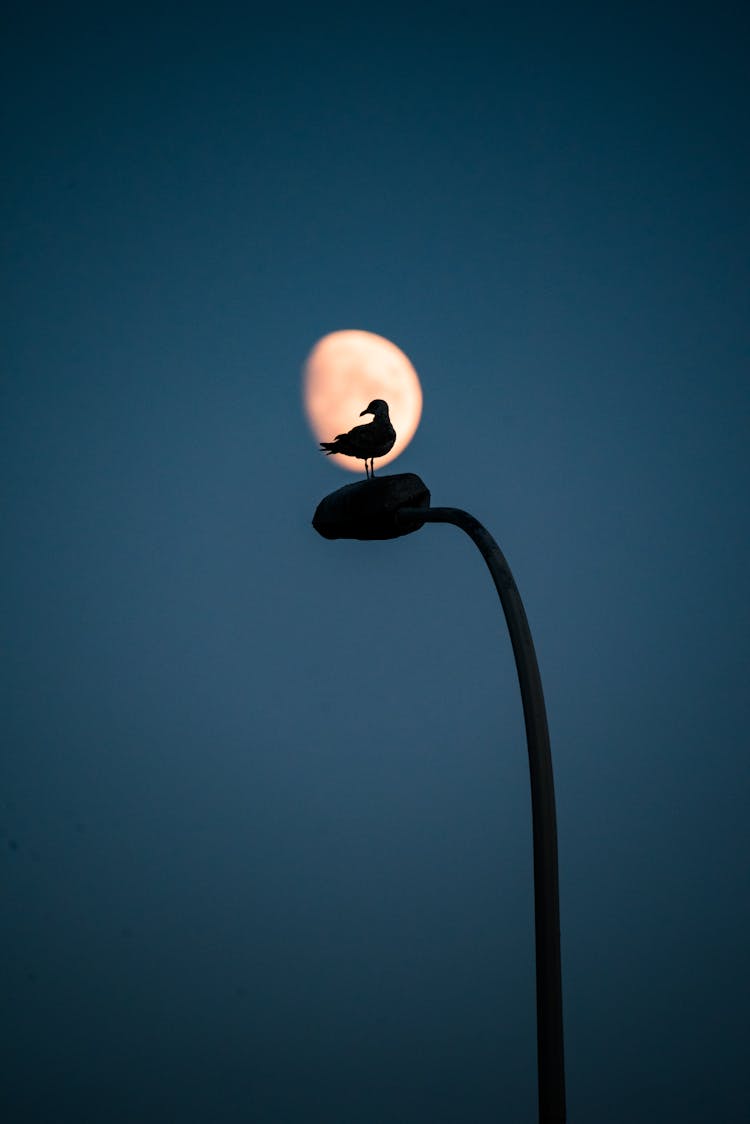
[320,399,396,479]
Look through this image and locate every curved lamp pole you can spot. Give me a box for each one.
[313,473,565,1124]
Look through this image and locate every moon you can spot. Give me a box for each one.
[303,329,423,473]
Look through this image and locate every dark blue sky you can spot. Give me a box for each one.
[3,4,749,1121]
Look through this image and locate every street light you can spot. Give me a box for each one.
[313,472,566,1124]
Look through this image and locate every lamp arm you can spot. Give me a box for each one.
[398,506,566,1124]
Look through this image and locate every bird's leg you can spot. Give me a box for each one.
[364,459,370,480]
[370,458,375,477]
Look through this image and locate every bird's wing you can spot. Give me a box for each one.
[336,421,377,453]
[322,418,395,458]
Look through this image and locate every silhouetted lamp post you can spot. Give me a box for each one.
[313,472,566,1124]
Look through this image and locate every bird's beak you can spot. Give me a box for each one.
[360,408,372,416]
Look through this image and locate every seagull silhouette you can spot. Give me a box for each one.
[320,399,396,478]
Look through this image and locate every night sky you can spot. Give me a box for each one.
[3,4,749,1121]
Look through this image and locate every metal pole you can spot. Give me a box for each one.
[399,506,566,1124]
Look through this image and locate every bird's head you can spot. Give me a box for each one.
[360,399,389,418]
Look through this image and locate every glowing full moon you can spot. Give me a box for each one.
[303,329,423,473]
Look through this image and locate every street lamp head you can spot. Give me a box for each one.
[312,473,430,541]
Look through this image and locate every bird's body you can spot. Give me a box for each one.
[320,399,396,478]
